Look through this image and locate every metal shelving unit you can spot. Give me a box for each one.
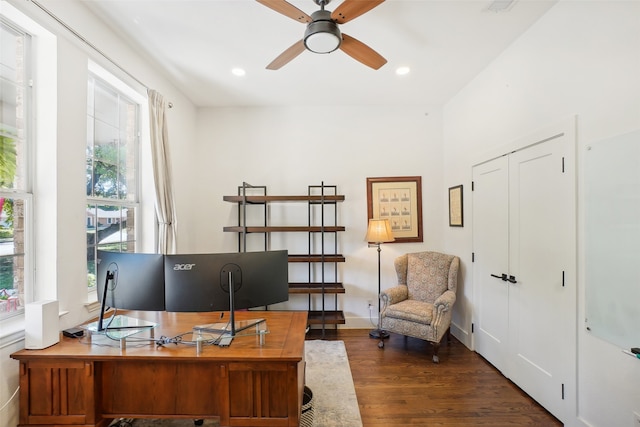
[223,182,345,335]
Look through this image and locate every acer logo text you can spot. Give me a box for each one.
[173,263,196,271]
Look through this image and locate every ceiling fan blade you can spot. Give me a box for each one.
[339,33,387,70]
[331,0,385,24]
[266,40,306,70]
[256,0,311,23]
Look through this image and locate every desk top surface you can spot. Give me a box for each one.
[12,310,308,363]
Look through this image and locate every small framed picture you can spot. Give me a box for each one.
[449,185,463,227]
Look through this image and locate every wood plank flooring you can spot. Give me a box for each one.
[307,329,562,427]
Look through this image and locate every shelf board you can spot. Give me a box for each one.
[289,282,345,294]
[288,254,345,263]
[223,226,345,233]
[223,195,345,203]
[307,310,345,325]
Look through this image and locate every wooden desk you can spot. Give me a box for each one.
[11,310,307,427]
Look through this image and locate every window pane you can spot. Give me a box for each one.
[0,197,26,318]
[93,82,119,126]
[0,23,20,82]
[0,132,18,189]
[0,79,19,138]
[86,203,136,289]
[0,19,29,320]
[86,78,138,201]
[0,21,26,192]
[86,71,139,292]
[93,127,122,198]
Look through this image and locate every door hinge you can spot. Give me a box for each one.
[562,271,565,287]
[561,383,565,400]
[562,157,565,173]
[471,181,475,191]
[472,252,475,262]
[471,323,474,333]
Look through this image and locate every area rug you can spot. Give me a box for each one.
[111,340,362,427]
[304,340,363,427]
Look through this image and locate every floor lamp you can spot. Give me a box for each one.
[366,218,395,339]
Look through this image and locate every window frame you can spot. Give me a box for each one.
[0,16,35,321]
[86,65,143,302]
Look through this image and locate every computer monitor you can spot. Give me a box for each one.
[164,250,289,313]
[95,250,166,331]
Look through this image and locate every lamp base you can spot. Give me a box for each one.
[369,328,389,339]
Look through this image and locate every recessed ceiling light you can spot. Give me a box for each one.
[395,66,411,76]
[231,68,246,77]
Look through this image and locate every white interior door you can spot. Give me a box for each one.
[472,157,509,373]
[472,128,575,423]
[507,136,575,422]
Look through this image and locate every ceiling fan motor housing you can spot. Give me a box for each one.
[304,10,342,54]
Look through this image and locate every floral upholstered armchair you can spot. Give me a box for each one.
[379,251,460,363]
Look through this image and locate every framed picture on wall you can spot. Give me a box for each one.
[366,176,423,243]
[448,185,463,227]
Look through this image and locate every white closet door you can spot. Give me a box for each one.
[507,136,574,422]
[471,156,509,373]
[472,128,575,423]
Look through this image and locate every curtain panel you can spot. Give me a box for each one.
[148,89,177,254]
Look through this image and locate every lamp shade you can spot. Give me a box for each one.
[366,218,395,244]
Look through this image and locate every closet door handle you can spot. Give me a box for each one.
[507,275,517,284]
[491,273,508,281]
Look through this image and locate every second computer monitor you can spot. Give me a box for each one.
[164,250,289,312]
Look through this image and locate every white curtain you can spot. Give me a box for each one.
[148,89,177,254]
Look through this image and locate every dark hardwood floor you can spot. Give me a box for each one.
[307,328,562,427]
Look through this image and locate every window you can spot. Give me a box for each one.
[0,18,32,320]
[86,72,140,291]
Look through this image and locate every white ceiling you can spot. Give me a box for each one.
[82,0,557,108]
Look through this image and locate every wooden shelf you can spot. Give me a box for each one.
[223,225,345,233]
[288,254,345,263]
[307,310,345,325]
[289,282,345,294]
[223,195,345,203]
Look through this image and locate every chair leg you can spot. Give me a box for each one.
[432,341,440,363]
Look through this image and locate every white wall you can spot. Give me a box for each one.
[188,106,446,326]
[442,1,640,426]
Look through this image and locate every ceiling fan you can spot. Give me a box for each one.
[256,0,387,70]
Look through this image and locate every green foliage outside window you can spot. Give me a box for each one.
[0,134,18,292]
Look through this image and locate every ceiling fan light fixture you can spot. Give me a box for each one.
[304,10,342,54]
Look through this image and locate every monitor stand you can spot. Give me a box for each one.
[85,315,157,332]
[228,269,238,336]
[192,268,266,342]
[192,318,266,335]
[93,269,155,337]
[97,270,115,332]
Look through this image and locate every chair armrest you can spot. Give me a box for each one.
[380,285,408,306]
[433,290,456,313]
